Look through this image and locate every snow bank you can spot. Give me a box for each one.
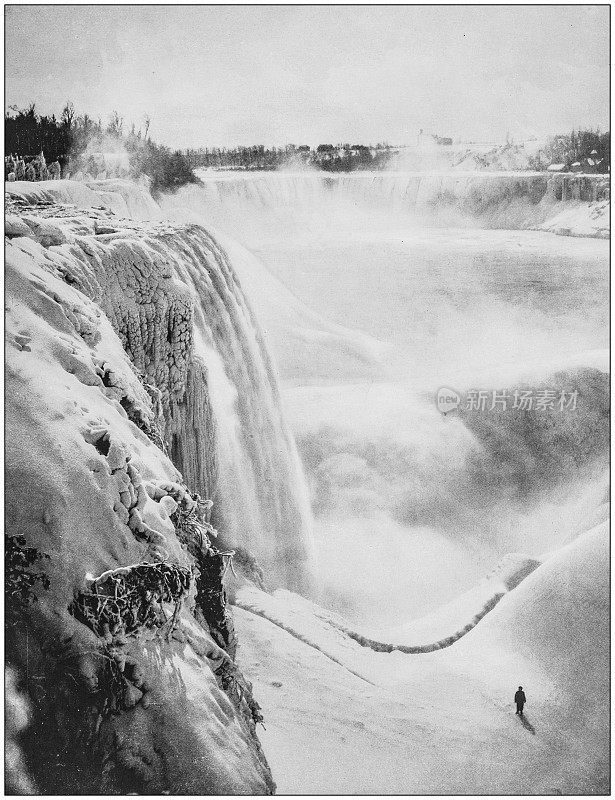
[234,551,540,665]
[536,198,610,238]
[6,177,161,221]
[234,525,608,794]
[5,199,275,792]
[453,523,609,791]
[459,521,609,693]
[86,178,162,220]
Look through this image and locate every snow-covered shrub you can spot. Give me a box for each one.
[69,562,192,639]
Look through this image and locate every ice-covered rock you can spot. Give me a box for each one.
[5,186,313,590]
[5,196,277,793]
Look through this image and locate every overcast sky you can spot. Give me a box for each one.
[5,5,610,148]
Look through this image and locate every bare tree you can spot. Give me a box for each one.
[107,111,124,138]
[61,101,76,130]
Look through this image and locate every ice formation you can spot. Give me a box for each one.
[6,180,314,592]
[4,178,315,792]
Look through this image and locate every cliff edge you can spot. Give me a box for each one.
[5,188,275,794]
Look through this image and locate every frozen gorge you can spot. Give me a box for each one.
[5,171,609,794]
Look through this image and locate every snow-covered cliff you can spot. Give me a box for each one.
[5,179,315,792]
[6,182,314,592]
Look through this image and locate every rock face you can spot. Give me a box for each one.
[4,188,287,793]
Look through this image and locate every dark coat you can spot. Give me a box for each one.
[515,690,526,705]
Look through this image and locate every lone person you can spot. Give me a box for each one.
[515,686,526,716]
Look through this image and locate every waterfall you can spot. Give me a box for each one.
[181,170,608,242]
[47,218,314,592]
[161,225,315,593]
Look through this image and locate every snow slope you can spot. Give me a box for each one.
[536,198,610,239]
[234,523,609,794]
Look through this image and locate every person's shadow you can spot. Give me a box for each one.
[518,714,536,735]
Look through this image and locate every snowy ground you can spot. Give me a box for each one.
[535,199,609,239]
[234,523,608,794]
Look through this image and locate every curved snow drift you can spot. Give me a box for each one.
[234,523,608,794]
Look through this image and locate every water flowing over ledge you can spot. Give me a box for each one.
[190,169,609,239]
[6,185,315,592]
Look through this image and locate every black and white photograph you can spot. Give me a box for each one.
[4,4,610,795]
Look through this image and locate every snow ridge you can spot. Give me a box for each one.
[232,552,540,684]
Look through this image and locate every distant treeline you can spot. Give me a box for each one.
[5,103,198,195]
[533,129,610,172]
[183,143,398,172]
[185,133,611,174]
[5,105,609,181]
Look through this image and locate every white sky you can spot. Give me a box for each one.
[5,5,610,148]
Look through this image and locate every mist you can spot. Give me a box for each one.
[158,171,609,625]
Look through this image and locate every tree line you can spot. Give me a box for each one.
[183,143,398,171]
[5,105,609,180]
[531,129,610,172]
[5,103,198,195]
